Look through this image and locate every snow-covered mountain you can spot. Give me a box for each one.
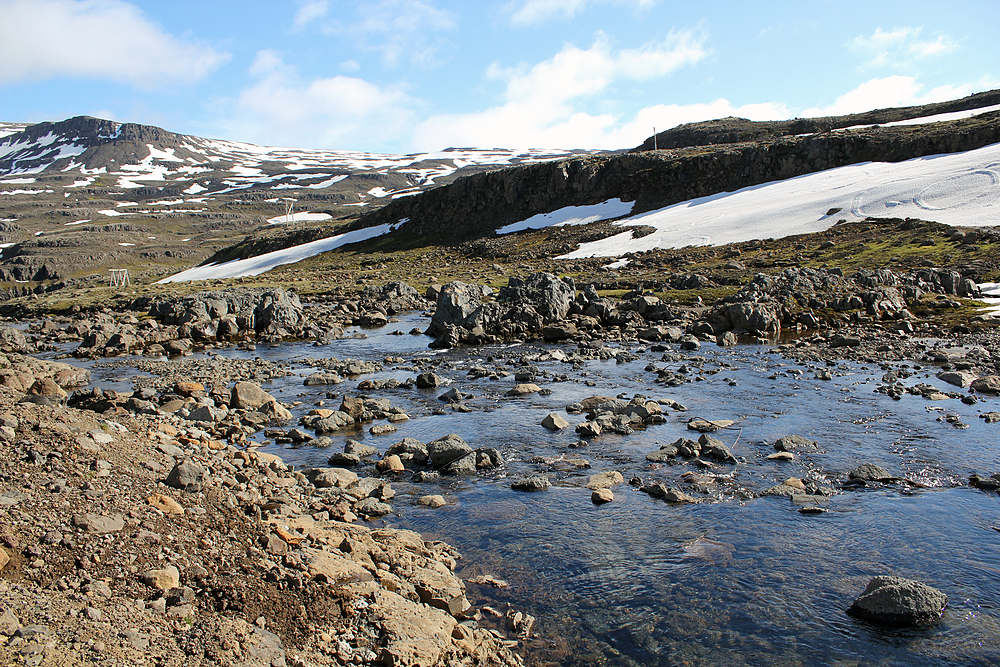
[0,116,600,282]
[0,116,599,205]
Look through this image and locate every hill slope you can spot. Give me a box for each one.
[0,117,596,286]
[350,94,1000,246]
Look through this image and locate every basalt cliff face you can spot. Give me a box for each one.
[353,96,1000,244]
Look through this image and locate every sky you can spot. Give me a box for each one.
[1,0,998,154]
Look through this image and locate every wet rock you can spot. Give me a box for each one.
[698,434,736,463]
[418,495,447,508]
[541,412,569,430]
[575,420,602,437]
[427,434,474,468]
[511,476,550,492]
[386,438,429,465]
[761,483,806,496]
[773,434,818,452]
[376,455,406,473]
[687,418,734,433]
[416,372,442,388]
[585,471,624,490]
[641,483,697,503]
[849,463,891,482]
[848,575,948,626]
[591,488,614,504]
[506,383,541,396]
[971,375,1000,394]
[937,370,976,388]
[970,473,1000,491]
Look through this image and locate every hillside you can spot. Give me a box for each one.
[0,117,596,288]
[1,90,999,304]
[350,94,1000,246]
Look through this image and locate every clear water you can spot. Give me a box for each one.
[73,314,1000,666]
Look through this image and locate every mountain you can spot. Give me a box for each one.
[2,90,999,294]
[0,117,599,284]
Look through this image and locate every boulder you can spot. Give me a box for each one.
[849,463,891,482]
[511,476,550,492]
[585,471,624,490]
[698,434,736,463]
[591,488,614,504]
[971,375,1000,394]
[230,381,278,410]
[427,434,474,468]
[848,575,948,625]
[165,459,208,492]
[541,413,569,430]
[773,434,818,452]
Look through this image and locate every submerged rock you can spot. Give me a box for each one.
[848,575,948,626]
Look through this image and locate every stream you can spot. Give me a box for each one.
[58,313,1000,666]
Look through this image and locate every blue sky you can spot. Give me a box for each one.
[1,0,997,153]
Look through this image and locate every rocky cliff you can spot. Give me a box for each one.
[633,89,1000,151]
[352,99,1000,245]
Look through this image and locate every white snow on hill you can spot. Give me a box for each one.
[157,223,394,283]
[159,141,1000,282]
[555,142,1000,260]
[266,211,332,224]
[496,199,633,234]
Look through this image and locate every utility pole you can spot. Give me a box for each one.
[653,127,657,151]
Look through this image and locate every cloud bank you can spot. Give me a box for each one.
[0,0,230,87]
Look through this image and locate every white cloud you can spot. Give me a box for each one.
[849,26,957,68]
[508,0,656,26]
[800,75,978,117]
[229,51,416,151]
[293,0,328,30]
[0,0,230,87]
[414,31,707,149]
[297,0,456,69]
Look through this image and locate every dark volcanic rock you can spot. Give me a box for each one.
[848,575,948,626]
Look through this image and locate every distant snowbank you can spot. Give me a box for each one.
[497,199,633,234]
[157,223,394,283]
[980,282,1000,314]
[266,211,332,224]
[552,142,1000,259]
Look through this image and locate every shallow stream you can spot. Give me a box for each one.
[69,313,1000,666]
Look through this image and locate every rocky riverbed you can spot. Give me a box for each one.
[2,266,1000,667]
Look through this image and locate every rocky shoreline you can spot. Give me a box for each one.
[2,256,1000,666]
[0,359,528,666]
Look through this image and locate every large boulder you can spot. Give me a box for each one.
[496,273,575,324]
[359,281,428,314]
[848,575,948,625]
[230,381,279,411]
[427,282,493,337]
[426,273,576,344]
[427,434,474,468]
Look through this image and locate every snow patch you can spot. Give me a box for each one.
[558,142,1000,259]
[498,199,634,235]
[266,211,333,224]
[158,223,394,283]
